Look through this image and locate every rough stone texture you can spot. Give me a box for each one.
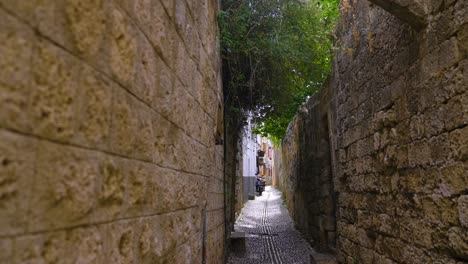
[0,0,225,262]
[279,85,337,254]
[367,0,432,29]
[279,0,467,262]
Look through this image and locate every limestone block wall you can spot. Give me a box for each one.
[279,0,467,262]
[280,83,336,252]
[234,141,244,219]
[0,0,225,263]
[333,0,467,262]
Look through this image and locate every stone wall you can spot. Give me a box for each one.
[0,0,225,263]
[279,82,337,253]
[234,141,244,218]
[279,0,467,262]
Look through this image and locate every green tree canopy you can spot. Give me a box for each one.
[219,0,339,144]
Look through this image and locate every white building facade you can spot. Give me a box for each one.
[241,113,276,202]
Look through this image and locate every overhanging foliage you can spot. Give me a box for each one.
[219,0,339,144]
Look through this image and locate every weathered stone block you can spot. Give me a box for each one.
[162,234,203,264]
[109,6,137,87]
[14,225,105,263]
[447,227,468,260]
[64,0,108,67]
[31,40,79,142]
[0,131,36,236]
[175,40,195,88]
[374,252,397,264]
[104,220,136,263]
[373,109,398,131]
[423,108,445,138]
[449,126,468,161]
[152,111,211,175]
[151,0,176,65]
[152,113,181,169]
[394,91,412,120]
[443,93,468,131]
[74,66,113,150]
[395,193,424,218]
[458,24,468,57]
[134,32,157,106]
[109,88,138,157]
[375,213,399,237]
[152,55,175,117]
[440,162,467,196]
[428,133,451,165]
[29,141,100,231]
[369,0,428,29]
[206,224,224,263]
[408,139,431,167]
[67,226,106,263]
[34,0,74,50]
[420,47,442,83]
[141,208,201,261]
[355,156,376,175]
[169,80,205,141]
[200,79,221,120]
[207,193,224,211]
[133,103,154,162]
[400,244,430,264]
[421,195,459,225]
[458,195,468,228]
[409,115,425,140]
[405,167,438,194]
[338,236,358,257]
[400,218,434,248]
[158,170,206,212]
[124,161,151,216]
[0,0,37,23]
[439,37,461,70]
[0,238,13,261]
[375,236,404,263]
[116,0,151,34]
[207,208,224,231]
[0,11,34,132]
[95,156,126,222]
[14,231,67,263]
[357,246,375,263]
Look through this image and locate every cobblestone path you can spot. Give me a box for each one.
[227,187,313,264]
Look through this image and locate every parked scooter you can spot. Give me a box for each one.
[256,177,266,196]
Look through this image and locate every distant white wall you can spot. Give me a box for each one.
[242,114,257,177]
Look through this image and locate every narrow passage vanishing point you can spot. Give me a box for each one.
[228,187,336,264]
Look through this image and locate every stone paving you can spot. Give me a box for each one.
[227,187,314,264]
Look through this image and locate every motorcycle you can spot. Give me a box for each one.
[257,184,264,196]
[256,178,266,196]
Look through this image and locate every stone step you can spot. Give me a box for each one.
[230,232,246,255]
[310,248,337,264]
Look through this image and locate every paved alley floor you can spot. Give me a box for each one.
[227,187,314,264]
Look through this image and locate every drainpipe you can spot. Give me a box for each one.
[202,206,207,264]
[223,99,228,262]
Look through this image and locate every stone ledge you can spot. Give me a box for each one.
[368,0,428,29]
[310,247,337,264]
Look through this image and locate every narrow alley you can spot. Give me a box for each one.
[0,0,466,263]
[228,187,335,264]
